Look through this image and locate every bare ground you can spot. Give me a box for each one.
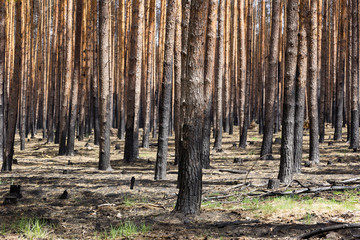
[0,125,360,239]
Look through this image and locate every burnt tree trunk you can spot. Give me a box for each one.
[308,0,320,164]
[124,0,144,163]
[2,0,21,172]
[98,0,112,171]
[260,0,281,160]
[0,0,5,168]
[213,0,225,151]
[155,0,177,180]
[293,0,308,173]
[175,0,209,215]
[201,0,217,169]
[278,0,299,184]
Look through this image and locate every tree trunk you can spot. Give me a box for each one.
[308,0,320,165]
[293,0,308,173]
[201,0,217,169]
[278,0,299,184]
[213,0,225,151]
[319,0,328,143]
[175,0,208,215]
[98,0,112,171]
[350,0,359,150]
[155,0,177,180]
[0,0,5,167]
[66,0,83,156]
[239,0,252,149]
[260,0,281,160]
[59,0,74,155]
[124,0,144,163]
[173,0,183,165]
[2,0,21,172]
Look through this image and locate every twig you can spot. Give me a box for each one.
[298,223,360,239]
[97,203,115,208]
[219,169,248,174]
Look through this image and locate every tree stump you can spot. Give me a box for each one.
[304,161,312,168]
[115,144,121,150]
[274,138,281,144]
[130,177,135,190]
[327,160,332,166]
[233,158,243,164]
[10,185,22,198]
[328,141,333,146]
[13,159,18,164]
[267,179,280,189]
[59,190,68,199]
[3,196,17,205]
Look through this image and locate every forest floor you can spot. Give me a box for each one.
[0,124,360,239]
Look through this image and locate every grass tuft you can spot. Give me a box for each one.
[99,222,150,239]
[14,218,53,240]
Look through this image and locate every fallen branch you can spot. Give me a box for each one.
[210,219,260,228]
[327,177,360,185]
[298,223,360,239]
[97,203,116,208]
[219,169,248,174]
[203,194,237,201]
[249,185,360,197]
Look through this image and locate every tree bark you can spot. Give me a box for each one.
[350,0,359,150]
[155,0,177,180]
[124,0,144,163]
[66,0,83,156]
[293,0,308,173]
[213,0,225,151]
[0,0,6,167]
[2,0,21,172]
[260,0,281,160]
[201,0,217,169]
[98,0,112,171]
[308,0,320,165]
[239,0,252,149]
[278,0,299,184]
[175,0,208,215]
[173,0,183,165]
[59,0,74,155]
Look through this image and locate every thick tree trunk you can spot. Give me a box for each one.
[175,0,208,215]
[260,0,281,160]
[124,0,144,163]
[278,0,299,184]
[308,0,320,165]
[293,0,308,173]
[213,0,225,151]
[155,0,177,180]
[2,0,21,172]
